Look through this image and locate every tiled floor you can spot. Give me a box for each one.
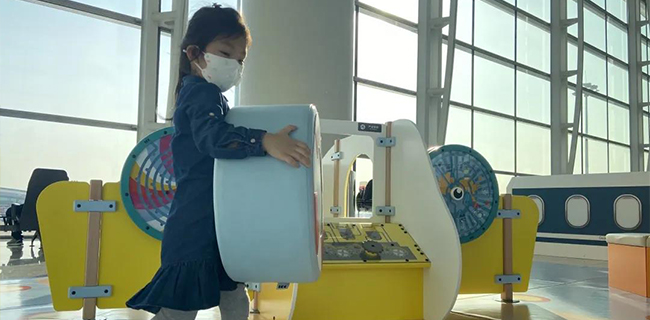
[1,237,648,320]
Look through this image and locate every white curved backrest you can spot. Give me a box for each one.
[214,105,322,283]
[388,120,461,320]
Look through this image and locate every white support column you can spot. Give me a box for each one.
[239,0,354,152]
[629,0,647,171]
[551,0,584,175]
[138,0,163,140]
[138,0,187,140]
[550,0,571,174]
[567,0,585,173]
[165,0,188,120]
[416,0,443,147]
[437,0,458,146]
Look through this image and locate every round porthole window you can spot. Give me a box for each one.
[566,195,590,228]
[614,194,642,231]
[529,195,544,226]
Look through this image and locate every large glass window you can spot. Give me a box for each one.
[445,106,472,147]
[583,50,607,92]
[608,103,631,144]
[517,0,550,22]
[517,15,550,73]
[475,0,515,60]
[585,5,607,51]
[474,112,515,172]
[355,0,638,176]
[356,84,416,124]
[517,122,551,175]
[609,144,631,173]
[0,118,136,190]
[583,95,608,139]
[75,0,142,17]
[474,55,515,116]
[607,0,628,23]
[0,0,140,124]
[359,0,418,22]
[357,13,418,91]
[607,19,628,63]
[517,70,550,124]
[566,0,632,173]
[584,138,609,174]
[354,1,418,125]
[0,0,140,195]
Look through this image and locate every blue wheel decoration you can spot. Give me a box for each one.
[428,145,499,243]
[121,127,175,240]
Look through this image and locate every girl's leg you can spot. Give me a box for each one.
[152,308,198,320]
[219,284,250,320]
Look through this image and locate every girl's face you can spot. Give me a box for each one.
[189,35,248,76]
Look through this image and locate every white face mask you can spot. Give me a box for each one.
[194,52,243,92]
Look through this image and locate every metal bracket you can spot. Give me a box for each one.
[496,209,521,219]
[428,88,445,96]
[563,70,578,78]
[430,17,451,29]
[276,283,290,290]
[68,285,112,299]
[562,18,578,27]
[330,206,341,214]
[245,282,261,292]
[375,206,395,216]
[330,152,343,161]
[495,274,522,284]
[376,137,396,147]
[73,200,116,212]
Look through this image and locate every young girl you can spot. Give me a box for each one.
[127,4,311,320]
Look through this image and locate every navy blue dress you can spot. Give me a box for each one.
[127,75,267,313]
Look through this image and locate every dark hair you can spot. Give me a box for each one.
[175,4,251,96]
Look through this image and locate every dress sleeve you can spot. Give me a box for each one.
[183,83,266,159]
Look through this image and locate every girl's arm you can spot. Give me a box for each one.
[184,83,266,159]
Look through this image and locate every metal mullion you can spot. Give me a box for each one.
[568,35,630,66]
[567,83,627,105]
[514,0,519,175]
[580,132,628,146]
[471,0,476,149]
[353,5,360,121]
[451,37,551,78]
[22,0,142,28]
[0,109,138,131]
[450,101,552,128]
[355,77,417,96]
[515,8,551,27]
[356,1,418,33]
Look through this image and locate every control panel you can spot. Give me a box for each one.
[323,223,430,264]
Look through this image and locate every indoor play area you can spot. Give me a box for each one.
[1,0,650,320]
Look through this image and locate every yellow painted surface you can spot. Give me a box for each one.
[291,267,424,320]
[97,182,161,309]
[459,195,538,293]
[37,181,161,311]
[37,182,90,311]
[278,222,429,320]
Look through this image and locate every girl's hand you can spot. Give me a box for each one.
[262,125,312,168]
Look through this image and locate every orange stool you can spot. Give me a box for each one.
[606,233,650,297]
